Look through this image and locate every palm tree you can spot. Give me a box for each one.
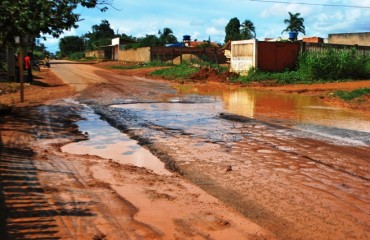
[282,12,305,40]
[240,19,256,39]
[158,27,178,44]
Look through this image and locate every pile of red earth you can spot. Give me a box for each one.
[189,67,238,82]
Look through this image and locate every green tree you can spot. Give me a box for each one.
[158,27,178,44]
[0,0,113,47]
[282,12,305,39]
[240,19,256,40]
[119,33,137,42]
[59,36,85,57]
[224,17,241,43]
[84,19,116,50]
[137,35,163,47]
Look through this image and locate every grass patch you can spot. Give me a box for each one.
[111,60,172,70]
[150,62,198,80]
[334,88,370,101]
[233,47,370,85]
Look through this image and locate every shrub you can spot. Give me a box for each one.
[298,48,370,80]
[150,62,198,80]
[233,47,370,84]
[334,88,370,101]
[68,52,85,60]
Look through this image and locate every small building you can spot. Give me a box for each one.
[328,32,370,47]
[302,37,324,43]
[230,39,300,75]
[182,35,218,48]
[98,37,136,60]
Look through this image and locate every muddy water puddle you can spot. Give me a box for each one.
[61,103,171,175]
[110,85,370,146]
[177,85,370,133]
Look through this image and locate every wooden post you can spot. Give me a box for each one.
[6,47,16,81]
[18,46,24,102]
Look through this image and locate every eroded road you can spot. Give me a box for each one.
[1,61,369,240]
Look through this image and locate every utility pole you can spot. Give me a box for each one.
[15,36,24,102]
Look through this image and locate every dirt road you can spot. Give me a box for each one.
[0,61,369,240]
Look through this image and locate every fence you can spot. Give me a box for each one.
[302,43,370,56]
[230,40,257,75]
[230,40,301,74]
[85,50,105,59]
[118,47,150,62]
[150,46,226,64]
[257,41,301,72]
[230,41,370,74]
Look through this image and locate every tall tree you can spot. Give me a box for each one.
[224,17,241,43]
[0,0,113,47]
[282,12,305,40]
[59,36,85,57]
[240,19,256,40]
[158,27,177,44]
[137,35,163,47]
[84,19,116,50]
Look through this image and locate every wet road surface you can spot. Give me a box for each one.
[53,62,369,239]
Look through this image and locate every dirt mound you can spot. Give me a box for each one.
[172,54,200,65]
[189,67,238,82]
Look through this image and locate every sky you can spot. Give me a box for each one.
[40,0,370,53]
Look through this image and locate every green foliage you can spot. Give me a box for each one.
[136,35,163,47]
[110,61,172,70]
[232,68,310,84]
[150,62,198,80]
[158,28,178,44]
[224,18,256,43]
[68,52,85,60]
[59,36,85,57]
[298,48,370,80]
[0,0,112,46]
[84,19,116,50]
[334,88,370,101]
[240,19,256,40]
[233,47,370,85]
[224,17,241,43]
[282,12,305,38]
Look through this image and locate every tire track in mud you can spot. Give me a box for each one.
[93,103,369,240]
[31,104,165,239]
[220,113,370,182]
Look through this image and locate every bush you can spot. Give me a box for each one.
[299,48,370,80]
[334,88,370,101]
[68,52,85,60]
[150,62,198,80]
[233,47,370,84]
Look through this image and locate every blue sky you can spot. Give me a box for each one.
[41,0,370,53]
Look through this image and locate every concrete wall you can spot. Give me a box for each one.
[328,32,370,46]
[85,50,105,59]
[230,39,257,75]
[118,47,151,63]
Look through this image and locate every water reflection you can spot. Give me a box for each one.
[61,105,171,175]
[176,85,370,133]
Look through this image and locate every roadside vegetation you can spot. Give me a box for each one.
[110,60,173,70]
[334,88,370,101]
[233,47,370,85]
[150,62,199,79]
[149,60,230,80]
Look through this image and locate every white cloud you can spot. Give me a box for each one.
[206,27,223,35]
[260,3,313,18]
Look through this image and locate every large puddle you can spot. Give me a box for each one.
[62,85,369,175]
[61,104,171,175]
[111,85,370,146]
[176,85,370,133]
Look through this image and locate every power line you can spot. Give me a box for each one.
[249,0,370,9]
